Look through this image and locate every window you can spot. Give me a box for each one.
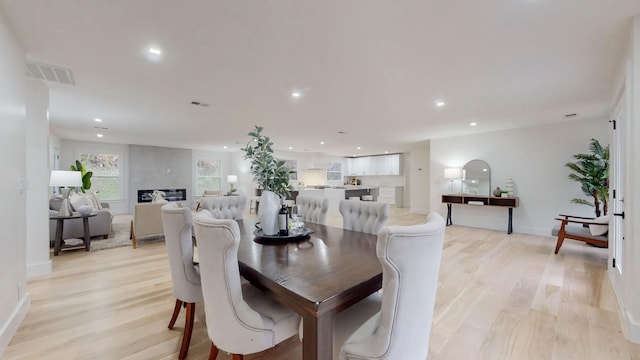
[196,158,222,195]
[80,153,121,200]
[327,162,343,182]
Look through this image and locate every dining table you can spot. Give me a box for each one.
[235,219,382,360]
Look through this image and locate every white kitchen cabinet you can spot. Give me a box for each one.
[377,186,404,207]
[347,154,401,176]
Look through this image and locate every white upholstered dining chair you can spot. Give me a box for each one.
[193,211,300,359]
[160,202,203,360]
[337,212,446,360]
[296,195,329,225]
[339,199,390,235]
[198,195,246,220]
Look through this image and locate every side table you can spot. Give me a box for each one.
[49,213,97,256]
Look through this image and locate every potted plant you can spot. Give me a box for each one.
[565,138,609,217]
[70,160,92,193]
[241,126,293,235]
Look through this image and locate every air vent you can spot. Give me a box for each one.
[190,101,210,107]
[26,61,75,85]
[93,126,108,130]
[564,113,577,118]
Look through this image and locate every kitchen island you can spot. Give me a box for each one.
[297,186,378,214]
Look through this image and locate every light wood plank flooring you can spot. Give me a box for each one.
[5,209,640,359]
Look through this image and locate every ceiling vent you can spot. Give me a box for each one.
[190,101,210,107]
[26,61,75,85]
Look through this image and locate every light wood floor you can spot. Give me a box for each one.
[5,209,640,359]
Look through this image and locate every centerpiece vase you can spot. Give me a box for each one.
[258,190,280,235]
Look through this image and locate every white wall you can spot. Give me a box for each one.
[430,118,609,235]
[25,80,51,277]
[0,11,30,356]
[409,141,430,214]
[610,13,640,344]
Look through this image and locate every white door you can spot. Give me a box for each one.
[610,86,626,274]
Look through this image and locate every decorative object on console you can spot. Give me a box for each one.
[227,174,238,194]
[242,126,294,236]
[49,170,83,217]
[492,187,502,197]
[443,167,462,194]
[504,177,515,197]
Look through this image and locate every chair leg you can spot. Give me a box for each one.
[232,354,243,360]
[555,221,567,254]
[178,302,196,360]
[168,299,183,329]
[130,220,137,249]
[208,343,219,360]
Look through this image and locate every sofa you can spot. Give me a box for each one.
[49,197,113,241]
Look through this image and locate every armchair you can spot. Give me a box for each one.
[551,214,609,254]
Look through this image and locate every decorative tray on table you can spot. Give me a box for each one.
[253,228,313,244]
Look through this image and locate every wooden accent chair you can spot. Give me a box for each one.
[336,212,446,359]
[161,203,202,360]
[339,199,390,235]
[193,211,300,360]
[552,214,609,254]
[130,203,165,248]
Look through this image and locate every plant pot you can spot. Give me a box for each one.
[258,190,280,236]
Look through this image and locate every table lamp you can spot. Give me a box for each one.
[49,170,82,216]
[227,174,238,194]
[444,167,462,194]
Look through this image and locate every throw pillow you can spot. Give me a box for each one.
[589,215,609,236]
[88,192,103,210]
[69,192,96,212]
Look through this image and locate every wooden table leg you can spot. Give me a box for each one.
[54,218,64,256]
[83,216,91,251]
[302,312,333,360]
[508,207,513,234]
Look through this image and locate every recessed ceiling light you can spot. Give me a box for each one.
[470,122,477,126]
[149,47,162,55]
[352,154,356,157]
[483,168,487,172]
[320,141,325,145]
[223,146,228,149]
[356,146,361,150]
[94,118,102,122]
[291,91,302,98]
[97,133,103,138]
[435,100,446,107]
[384,151,389,154]
[288,146,293,150]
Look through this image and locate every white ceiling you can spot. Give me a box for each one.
[2,1,639,157]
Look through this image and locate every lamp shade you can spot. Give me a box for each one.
[49,170,82,187]
[227,175,238,184]
[444,167,462,180]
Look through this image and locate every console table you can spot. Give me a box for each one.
[441,195,519,234]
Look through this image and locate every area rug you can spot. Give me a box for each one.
[87,214,165,251]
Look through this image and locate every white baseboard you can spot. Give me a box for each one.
[0,292,31,357]
[27,260,52,278]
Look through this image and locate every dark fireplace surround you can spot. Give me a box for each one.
[137,189,187,203]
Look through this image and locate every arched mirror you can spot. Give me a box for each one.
[462,159,491,196]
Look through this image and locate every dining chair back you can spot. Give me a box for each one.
[199,195,246,220]
[296,196,329,225]
[338,212,446,360]
[160,202,203,360]
[193,211,300,359]
[339,199,389,235]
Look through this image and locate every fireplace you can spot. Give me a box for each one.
[137,188,187,203]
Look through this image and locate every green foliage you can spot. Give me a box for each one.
[241,126,293,198]
[565,138,609,217]
[70,160,93,193]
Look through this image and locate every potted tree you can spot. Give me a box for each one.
[565,138,609,217]
[242,126,293,235]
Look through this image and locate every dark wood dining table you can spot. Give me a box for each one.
[235,219,382,360]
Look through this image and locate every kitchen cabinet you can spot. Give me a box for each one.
[347,154,401,176]
[378,186,403,207]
